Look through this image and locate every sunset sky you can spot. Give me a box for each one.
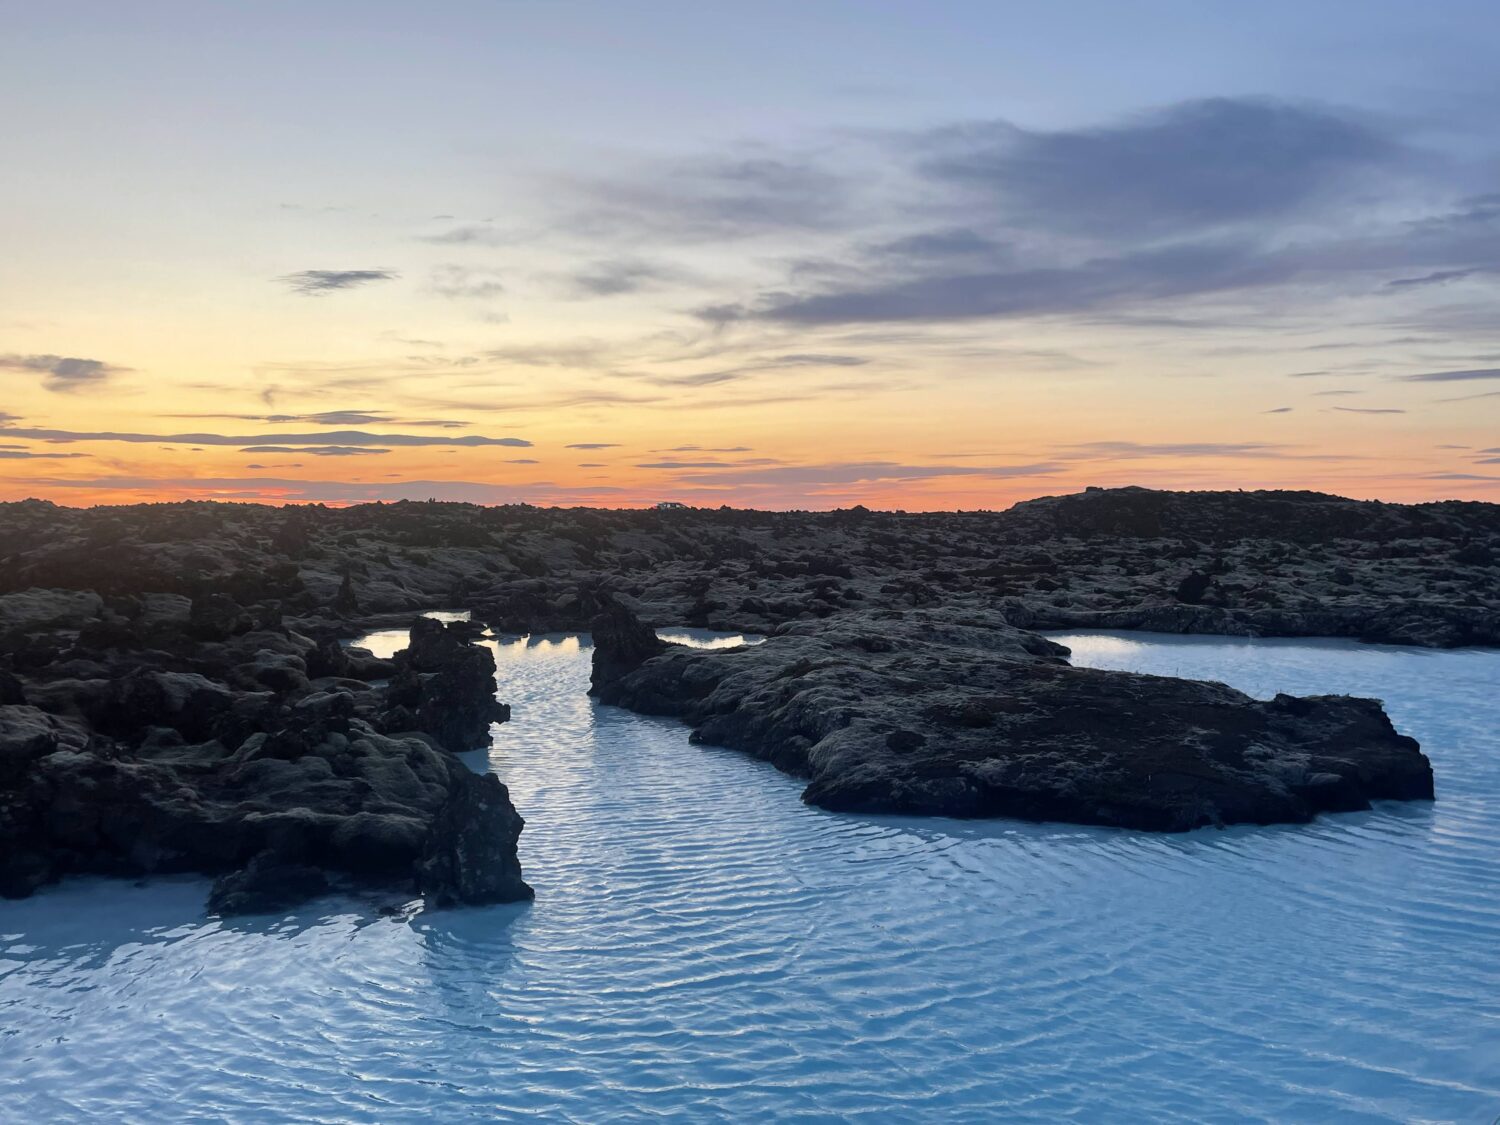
[3,1,1499,510]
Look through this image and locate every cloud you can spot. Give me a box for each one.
[0,426,532,448]
[482,342,612,368]
[916,97,1395,238]
[868,228,1008,262]
[1384,267,1493,290]
[654,445,753,453]
[643,352,873,387]
[427,264,505,301]
[757,240,1291,326]
[567,258,682,297]
[666,460,1062,487]
[1330,406,1406,414]
[239,445,389,457]
[574,151,854,241]
[0,353,128,392]
[0,450,86,460]
[1263,407,1294,413]
[16,475,633,505]
[1056,441,1305,459]
[417,224,511,246]
[634,97,1500,336]
[637,460,739,469]
[277,269,397,294]
[170,410,467,427]
[564,443,619,450]
[1395,367,1500,382]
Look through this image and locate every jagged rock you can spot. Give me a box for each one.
[592,605,1433,831]
[383,618,508,752]
[0,603,528,912]
[417,770,533,907]
[589,599,667,692]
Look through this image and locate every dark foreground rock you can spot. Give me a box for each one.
[592,605,1434,831]
[0,597,532,913]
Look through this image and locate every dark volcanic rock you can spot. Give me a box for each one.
[589,599,668,693]
[592,605,1433,831]
[207,851,331,916]
[417,769,533,907]
[382,617,509,752]
[0,587,531,911]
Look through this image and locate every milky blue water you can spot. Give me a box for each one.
[3,628,1497,1122]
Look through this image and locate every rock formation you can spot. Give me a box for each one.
[592,604,1434,830]
[0,591,532,913]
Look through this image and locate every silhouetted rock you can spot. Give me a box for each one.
[382,618,509,752]
[589,600,668,693]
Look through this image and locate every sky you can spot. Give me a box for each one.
[3,1,1500,510]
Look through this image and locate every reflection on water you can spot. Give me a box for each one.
[2,627,1497,1122]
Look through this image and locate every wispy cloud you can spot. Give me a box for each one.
[13,475,632,505]
[1056,441,1309,459]
[417,224,511,246]
[170,410,468,428]
[277,269,397,294]
[667,460,1062,487]
[0,426,532,448]
[1395,367,1500,382]
[0,353,128,392]
[1383,267,1493,290]
[427,264,505,301]
[238,445,389,457]
[566,258,683,297]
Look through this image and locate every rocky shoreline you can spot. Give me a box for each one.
[1,486,1493,909]
[590,602,1434,830]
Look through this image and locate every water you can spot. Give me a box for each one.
[3,627,1498,1122]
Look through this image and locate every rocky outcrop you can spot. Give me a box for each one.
[592,605,1434,831]
[0,591,531,913]
[381,617,510,752]
[589,598,668,692]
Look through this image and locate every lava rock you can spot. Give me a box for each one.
[593,605,1433,831]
